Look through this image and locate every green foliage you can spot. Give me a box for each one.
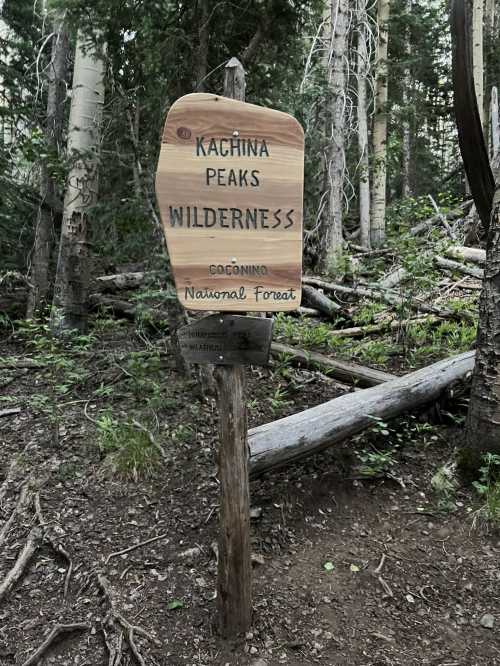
[267,387,291,414]
[472,454,500,526]
[274,314,348,352]
[352,302,386,326]
[356,448,397,478]
[96,413,161,480]
[354,339,393,366]
[431,462,458,511]
[122,351,163,408]
[171,423,194,445]
[405,320,476,366]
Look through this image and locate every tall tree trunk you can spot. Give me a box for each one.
[485,0,495,30]
[465,170,500,455]
[472,0,484,128]
[26,13,69,318]
[50,32,106,334]
[357,0,371,249]
[318,0,350,271]
[371,0,391,248]
[194,0,209,91]
[490,86,499,163]
[401,0,412,198]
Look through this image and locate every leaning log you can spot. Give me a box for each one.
[249,351,475,475]
[302,276,475,324]
[435,256,484,279]
[301,284,344,319]
[270,342,396,387]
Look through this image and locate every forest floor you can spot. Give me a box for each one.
[1,213,500,665]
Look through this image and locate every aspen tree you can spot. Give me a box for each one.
[357,0,371,248]
[319,0,349,271]
[472,0,484,127]
[401,0,412,198]
[371,0,390,248]
[51,31,106,333]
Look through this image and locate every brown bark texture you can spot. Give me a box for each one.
[26,18,69,317]
[214,365,252,637]
[466,180,500,453]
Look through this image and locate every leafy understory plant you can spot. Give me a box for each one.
[97,413,161,481]
[472,453,500,528]
[355,447,397,478]
[431,462,458,510]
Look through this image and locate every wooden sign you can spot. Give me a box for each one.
[155,92,304,311]
[178,314,273,366]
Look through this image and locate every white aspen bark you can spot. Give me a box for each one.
[27,13,69,318]
[371,0,390,248]
[0,12,12,145]
[50,32,106,333]
[490,86,499,162]
[401,0,412,198]
[472,0,484,128]
[319,0,349,271]
[357,0,370,248]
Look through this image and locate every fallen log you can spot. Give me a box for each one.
[249,351,475,475]
[93,270,162,293]
[270,342,396,387]
[88,295,168,325]
[0,408,21,418]
[301,284,344,319]
[302,277,475,324]
[0,358,44,370]
[328,315,436,339]
[350,245,393,257]
[295,306,321,318]
[409,201,472,237]
[445,246,486,265]
[435,256,484,279]
[379,267,409,289]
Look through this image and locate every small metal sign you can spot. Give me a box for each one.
[178,314,273,366]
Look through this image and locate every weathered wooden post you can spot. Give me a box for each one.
[213,57,252,637]
[155,63,304,637]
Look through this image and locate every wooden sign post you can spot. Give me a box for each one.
[156,58,304,637]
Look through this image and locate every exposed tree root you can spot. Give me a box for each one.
[0,408,21,418]
[21,622,89,666]
[0,445,34,505]
[0,481,33,549]
[34,493,74,599]
[104,532,169,565]
[0,526,42,603]
[96,573,160,665]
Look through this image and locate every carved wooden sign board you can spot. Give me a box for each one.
[155,92,304,312]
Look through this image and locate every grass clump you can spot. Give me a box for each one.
[97,413,161,480]
[472,453,500,527]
